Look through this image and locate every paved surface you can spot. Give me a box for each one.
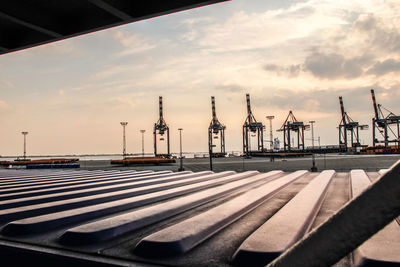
[78,154,400,172]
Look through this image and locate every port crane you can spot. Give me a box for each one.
[242,93,264,157]
[338,96,368,151]
[371,89,400,147]
[208,96,226,158]
[277,111,309,151]
[153,96,171,158]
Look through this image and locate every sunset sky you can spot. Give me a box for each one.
[1,0,400,156]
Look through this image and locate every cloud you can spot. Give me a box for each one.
[272,11,400,80]
[263,64,302,77]
[215,84,243,92]
[304,52,368,79]
[180,17,214,42]
[367,58,400,75]
[0,79,14,88]
[251,84,400,115]
[353,14,400,54]
[113,30,156,56]
[0,100,8,110]
[196,1,348,53]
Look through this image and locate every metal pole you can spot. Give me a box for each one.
[309,121,315,148]
[120,122,128,157]
[21,131,28,160]
[178,128,184,171]
[266,116,274,150]
[209,129,213,171]
[140,129,145,158]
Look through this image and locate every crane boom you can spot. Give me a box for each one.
[339,96,346,125]
[371,89,380,120]
[246,93,252,116]
[211,96,217,123]
[159,96,163,120]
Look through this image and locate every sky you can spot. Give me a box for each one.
[1,0,400,156]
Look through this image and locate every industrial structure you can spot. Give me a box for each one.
[120,122,128,157]
[338,96,368,151]
[309,120,316,148]
[153,96,171,158]
[208,96,226,158]
[371,89,400,147]
[21,131,28,160]
[242,94,264,157]
[277,111,309,151]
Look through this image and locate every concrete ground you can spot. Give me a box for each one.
[78,154,400,172]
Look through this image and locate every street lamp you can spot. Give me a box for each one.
[309,120,316,148]
[266,116,275,150]
[140,130,146,158]
[21,131,28,160]
[120,122,128,157]
[178,128,184,171]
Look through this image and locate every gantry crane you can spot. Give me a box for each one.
[208,96,226,158]
[338,96,368,151]
[277,111,309,151]
[243,93,264,157]
[153,96,171,158]
[371,89,400,147]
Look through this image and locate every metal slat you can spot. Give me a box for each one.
[267,161,400,267]
[1,172,240,235]
[0,171,198,209]
[0,171,152,194]
[232,170,335,266]
[378,169,388,176]
[0,170,87,179]
[59,171,281,245]
[0,170,105,183]
[0,170,138,189]
[0,171,233,225]
[134,170,308,257]
[350,170,400,266]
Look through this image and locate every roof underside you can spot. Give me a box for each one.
[0,0,227,55]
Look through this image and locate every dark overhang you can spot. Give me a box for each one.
[0,0,228,55]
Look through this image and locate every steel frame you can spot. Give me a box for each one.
[242,94,264,157]
[153,96,171,158]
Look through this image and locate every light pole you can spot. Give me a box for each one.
[309,120,316,148]
[178,128,184,171]
[120,122,128,157]
[266,116,275,150]
[21,131,28,160]
[140,130,146,158]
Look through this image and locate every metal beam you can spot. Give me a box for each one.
[0,11,62,38]
[268,160,400,267]
[0,1,228,56]
[87,0,132,21]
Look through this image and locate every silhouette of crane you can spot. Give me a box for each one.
[153,96,171,158]
[371,89,400,147]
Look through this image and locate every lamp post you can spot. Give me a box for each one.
[21,131,28,160]
[178,128,184,171]
[140,129,146,158]
[309,120,316,148]
[266,116,275,150]
[120,122,128,157]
